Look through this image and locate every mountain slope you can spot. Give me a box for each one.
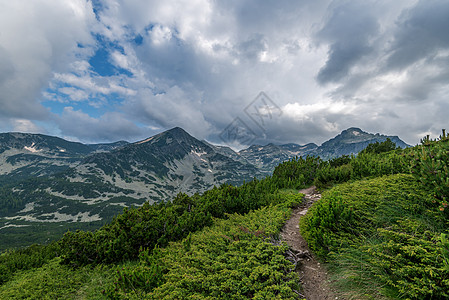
[225,128,408,173]
[313,127,408,159]
[0,128,261,247]
[0,133,127,185]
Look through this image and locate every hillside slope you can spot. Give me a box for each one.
[300,136,449,299]
[0,132,127,185]
[0,128,260,250]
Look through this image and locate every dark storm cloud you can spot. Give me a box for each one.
[0,46,15,86]
[386,0,449,71]
[316,1,379,85]
[237,34,268,61]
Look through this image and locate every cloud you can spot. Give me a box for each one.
[1,0,448,148]
[11,119,44,134]
[57,107,145,143]
[79,0,330,143]
[386,0,449,70]
[83,0,449,146]
[125,86,212,139]
[0,0,96,121]
[315,1,380,84]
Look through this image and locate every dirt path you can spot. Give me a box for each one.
[281,186,341,300]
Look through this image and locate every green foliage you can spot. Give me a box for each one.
[273,156,322,189]
[313,163,353,189]
[366,228,449,298]
[0,243,60,285]
[300,174,449,299]
[359,138,399,155]
[441,233,449,272]
[299,194,354,257]
[105,247,166,298]
[106,203,301,299]
[410,138,449,214]
[0,257,115,299]
[59,196,212,266]
[328,154,352,168]
[58,170,302,267]
[314,147,410,188]
[0,190,303,299]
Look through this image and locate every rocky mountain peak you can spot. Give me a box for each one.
[341,127,365,136]
[135,127,203,149]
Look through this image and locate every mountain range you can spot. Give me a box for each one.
[210,127,408,173]
[0,127,408,249]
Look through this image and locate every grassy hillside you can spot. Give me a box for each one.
[0,159,306,298]
[301,174,449,298]
[300,136,449,299]
[0,193,303,299]
[0,134,448,299]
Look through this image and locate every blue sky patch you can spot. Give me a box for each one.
[88,48,116,77]
[134,34,143,46]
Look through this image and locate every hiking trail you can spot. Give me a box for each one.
[281,186,341,300]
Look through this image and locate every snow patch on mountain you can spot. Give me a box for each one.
[24,142,41,153]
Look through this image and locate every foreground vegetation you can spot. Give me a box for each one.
[301,135,449,299]
[0,159,306,298]
[1,134,448,298]
[105,201,302,299]
[0,199,302,299]
[301,174,449,298]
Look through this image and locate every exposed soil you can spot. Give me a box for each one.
[281,186,342,300]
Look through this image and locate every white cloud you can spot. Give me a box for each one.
[51,71,137,100]
[56,107,144,143]
[11,119,43,133]
[0,0,96,120]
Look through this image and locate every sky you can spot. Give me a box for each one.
[0,0,448,148]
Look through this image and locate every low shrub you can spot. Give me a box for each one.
[106,202,302,299]
[301,174,449,299]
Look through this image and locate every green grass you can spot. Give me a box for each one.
[300,174,449,299]
[0,191,304,299]
[104,198,303,299]
[0,257,115,299]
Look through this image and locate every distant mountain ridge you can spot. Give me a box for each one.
[0,132,128,185]
[0,127,408,185]
[206,127,409,173]
[0,128,260,232]
[313,127,409,159]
